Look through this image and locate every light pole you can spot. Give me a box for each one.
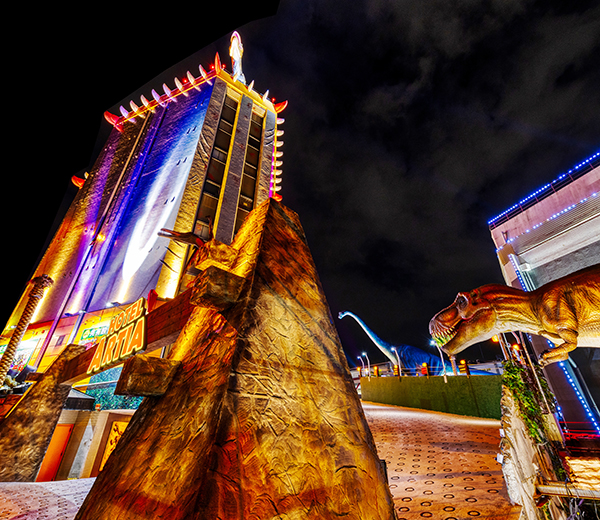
[391,347,402,376]
[362,352,370,379]
[357,356,365,378]
[431,340,448,383]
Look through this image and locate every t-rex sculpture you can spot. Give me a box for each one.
[339,311,458,375]
[429,264,600,366]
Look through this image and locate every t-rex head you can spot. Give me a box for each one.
[429,284,511,357]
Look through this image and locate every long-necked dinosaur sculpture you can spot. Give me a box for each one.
[339,311,456,375]
[429,264,600,366]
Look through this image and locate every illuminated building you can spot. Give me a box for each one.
[489,150,600,439]
[0,34,290,480]
[1,34,286,377]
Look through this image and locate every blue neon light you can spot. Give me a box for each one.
[558,358,600,434]
[489,150,600,226]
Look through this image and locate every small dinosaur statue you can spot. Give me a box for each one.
[429,264,600,366]
[339,311,456,375]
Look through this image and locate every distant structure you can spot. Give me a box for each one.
[1,33,287,375]
[488,150,600,438]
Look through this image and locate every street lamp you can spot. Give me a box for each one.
[362,352,370,379]
[357,356,365,377]
[431,339,448,383]
[391,347,402,376]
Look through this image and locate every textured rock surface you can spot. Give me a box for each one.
[74,199,395,520]
[0,343,85,482]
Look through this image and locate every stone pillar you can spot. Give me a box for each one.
[0,275,53,383]
[0,343,85,481]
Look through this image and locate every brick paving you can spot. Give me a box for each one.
[0,479,94,519]
[0,403,521,519]
[363,402,521,520]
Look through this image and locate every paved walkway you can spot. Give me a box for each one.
[0,403,521,519]
[0,478,94,520]
[363,402,521,520]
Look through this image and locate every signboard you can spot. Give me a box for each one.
[80,325,109,346]
[87,298,146,375]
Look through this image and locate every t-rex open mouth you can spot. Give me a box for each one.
[431,325,457,347]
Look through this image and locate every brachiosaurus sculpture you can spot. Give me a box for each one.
[429,264,600,366]
[339,311,455,375]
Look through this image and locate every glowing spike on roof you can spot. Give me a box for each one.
[275,140,284,147]
[214,52,221,71]
[277,118,285,124]
[187,71,201,91]
[262,90,269,102]
[272,177,282,184]
[71,175,85,189]
[274,100,288,113]
[174,77,188,96]
[275,150,283,158]
[104,111,119,125]
[272,169,282,176]
[274,160,283,167]
[272,193,283,202]
[247,80,254,91]
[163,83,173,98]
[199,65,212,85]
[119,106,130,118]
[140,94,155,112]
[130,100,140,112]
[152,89,165,107]
[272,184,282,192]
[276,129,284,136]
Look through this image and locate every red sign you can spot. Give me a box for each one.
[87,298,146,375]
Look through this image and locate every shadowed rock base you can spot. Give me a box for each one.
[0,343,85,482]
[75,199,396,520]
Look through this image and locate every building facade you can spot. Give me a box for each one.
[1,35,286,376]
[489,151,600,438]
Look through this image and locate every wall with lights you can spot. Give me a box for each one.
[489,150,600,437]
[1,43,287,382]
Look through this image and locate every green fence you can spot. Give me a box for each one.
[360,375,502,419]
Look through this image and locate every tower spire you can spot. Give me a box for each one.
[229,31,246,84]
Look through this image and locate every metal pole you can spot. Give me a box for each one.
[357,356,365,378]
[391,347,402,377]
[363,352,371,380]
[450,355,458,376]
[435,344,448,383]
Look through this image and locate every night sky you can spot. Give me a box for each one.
[4,0,600,367]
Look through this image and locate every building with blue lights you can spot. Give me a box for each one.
[489,151,600,440]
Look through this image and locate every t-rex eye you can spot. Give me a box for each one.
[456,295,467,309]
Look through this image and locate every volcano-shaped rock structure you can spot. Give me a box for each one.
[75,199,395,520]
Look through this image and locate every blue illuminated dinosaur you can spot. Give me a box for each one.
[338,311,455,376]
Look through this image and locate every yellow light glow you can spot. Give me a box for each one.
[30,287,51,324]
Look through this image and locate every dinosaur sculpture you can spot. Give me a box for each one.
[429,264,600,366]
[339,311,456,375]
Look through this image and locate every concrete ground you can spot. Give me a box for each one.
[0,403,521,519]
[363,402,522,520]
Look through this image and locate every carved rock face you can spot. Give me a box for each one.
[429,288,498,356]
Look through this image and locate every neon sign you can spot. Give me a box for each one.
[87,298,146,375]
